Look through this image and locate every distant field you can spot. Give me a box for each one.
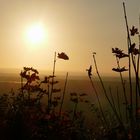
[0,73,136,105]
[0,73,137,127]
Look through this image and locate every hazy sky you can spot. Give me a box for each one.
[0,0,140,75]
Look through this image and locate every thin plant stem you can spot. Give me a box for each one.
[47,81,50,112]
[123,3,140,126]
[109,86,116,112]
[137,15,140,84]
[92,54,124,128]
[59,72,68,117]
[72,101,78,122]
[116,86,122,120]
[123,2,137,73]
[28,71,31,101]
[115,56,128,122]
[123,2,140,95]
[20,70,23,94]
[89,77,109,129]
[50,52,56,109]
[135,16,140,121]
[123,2,135,126]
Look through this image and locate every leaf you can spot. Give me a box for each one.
[30,73,40,82]
[20,71,30,79]
[133,48,139,55]
[31,67,39,74]
[130,26,139,36]
[129,43,139,55]
[129,43,136,53]
[57,52,69,60]
[112,48,123,54]
[86,65,92,78]
[112,67,128,72]
[23,67,31,71]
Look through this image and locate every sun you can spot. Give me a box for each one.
[26,23,45,45]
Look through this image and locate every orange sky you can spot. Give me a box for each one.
[0,0,140,76]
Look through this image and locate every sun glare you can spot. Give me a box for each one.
[26,23,45,45]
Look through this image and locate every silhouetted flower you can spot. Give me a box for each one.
[112,47,129,59]
[23,67,31,71]
[21,67,40,82]
[112,48,123,54]
[130,26,139,36]
[20,71,30,79]
[30,73,40,82]
[57,52,69,60]
[129,43,139,55]
[23,67,38,73]
[112,67,128,72]
[31,67,39,74]
[129,43,136,53]
[86,65,92,78]
[133,48,139,55]
[116,53,129,59]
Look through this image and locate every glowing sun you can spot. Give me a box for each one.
[26,23,45,45]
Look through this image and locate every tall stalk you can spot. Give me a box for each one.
[49,52,56,108]
[116,86,122,120]
[92,53,124,127]
[137,15,140,85]
[59,72,68,117]
[109,86,116,112]
[135,15,140,121]
[72,101,78,122]
[89,77,108,129]
[123,3,133,120]
[20,70,23,94]
[47,79,50,112]
[123,3,140,124]
[123,2,140,93]
[115,56,128,122]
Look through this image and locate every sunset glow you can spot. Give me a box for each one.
[26,24,45,45]
[0,0,139,73]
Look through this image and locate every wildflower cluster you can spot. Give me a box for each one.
[112,48,128,72]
